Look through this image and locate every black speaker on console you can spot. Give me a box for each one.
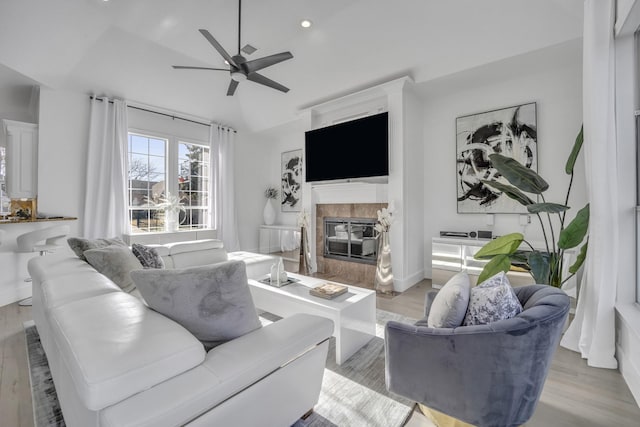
[477,230,493,239]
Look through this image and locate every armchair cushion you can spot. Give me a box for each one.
[417,272,470,328]
[463,271,522,326]
[131,260,261,350]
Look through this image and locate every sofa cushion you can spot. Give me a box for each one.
[131,243,165,269]
[84,245,143,293]
[28,254,97,285]
[463,271,523,326]
[49,292,205,410]
[67,237,127,261]
[165,239,224,254]
[131,260,261,349]
[41,271,122,309]
[227,251,276,279]
[419,272,470,328]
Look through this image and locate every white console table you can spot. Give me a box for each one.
[431,237,577,292]
[258,225,301,263]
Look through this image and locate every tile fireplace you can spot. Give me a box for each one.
[315,202,386,289]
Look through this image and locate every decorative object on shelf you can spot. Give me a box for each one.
[374,206,394,294]
[263,187,278,225]
[11,198,37,220]
[456,102,537,214]
[474,127,588,287]
[297,209,312,275]
[281,149,302,212]
[155,192,185,232]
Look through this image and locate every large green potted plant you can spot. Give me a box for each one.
[474,127,589,287]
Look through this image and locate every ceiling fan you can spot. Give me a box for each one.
[172,0,293,96]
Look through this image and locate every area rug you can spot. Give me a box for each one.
[26,310,415,427]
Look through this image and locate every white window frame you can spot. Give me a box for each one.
[127,128,212,234]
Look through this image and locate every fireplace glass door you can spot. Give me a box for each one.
[324,218,378,264]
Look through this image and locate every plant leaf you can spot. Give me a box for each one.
[476,254,512,284]
[558,204,590,249]
[569,239,588,274]
[489,153,549,194]
[474,233,523,259]
[528,251,551,285]
[481,180,534,206]
[565,126,584,175]
[527,202,570,214]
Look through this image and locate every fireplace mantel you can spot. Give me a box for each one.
[311,182,388,205]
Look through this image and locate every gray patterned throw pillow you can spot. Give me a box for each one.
[83,245,143,293]
[463,271,522,326]
[132,244,165,269]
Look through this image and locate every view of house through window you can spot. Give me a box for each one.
[128,132,210,233]
[0,147,8,214]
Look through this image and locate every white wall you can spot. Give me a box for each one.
[38,88,90,236]
[421,57,585,278]
[234,126,279,252]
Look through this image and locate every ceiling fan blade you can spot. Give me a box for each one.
[227,79,239,96]
[245,52,293,73]
[172,66,230,71]
[241,44,257,55]
[199,29,237,67]
[246,72,289,93]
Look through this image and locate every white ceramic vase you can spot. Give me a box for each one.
[165,210,179,232]
[263,199,276,225]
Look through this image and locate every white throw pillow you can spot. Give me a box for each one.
[463,271,523,326]
[426,272,471,328]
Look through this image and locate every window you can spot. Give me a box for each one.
[0,146,8,213]
[127,132,210,233]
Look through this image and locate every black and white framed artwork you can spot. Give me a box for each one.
[281,149,303,212]
[456,102,538,214]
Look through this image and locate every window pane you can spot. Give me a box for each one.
[178,142,210,229]
[128,133,167,233]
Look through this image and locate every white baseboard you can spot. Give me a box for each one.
[394,269,424,293]
[618,342,640,406]
[0,282,32,307]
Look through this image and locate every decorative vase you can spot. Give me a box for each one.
[299,226,312,275]
[263,199,276,225]
[166,210,179,232]
[375,231,394,294]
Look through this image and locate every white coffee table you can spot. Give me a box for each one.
[248,273,376,365]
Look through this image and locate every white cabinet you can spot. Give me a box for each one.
[2,120,38,199]
[431,237,576,289]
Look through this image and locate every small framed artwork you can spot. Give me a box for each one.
[281,149,303,212]
[456,102,538,214]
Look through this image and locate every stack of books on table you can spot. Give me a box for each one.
[309,283,348,299]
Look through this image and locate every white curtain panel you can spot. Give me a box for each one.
[82,97,129,239]
[560,0,618,369]
[209,125,240,251]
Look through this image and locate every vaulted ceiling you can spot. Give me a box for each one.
[0,0,583,132]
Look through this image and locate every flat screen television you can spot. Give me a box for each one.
[305,112,389,182]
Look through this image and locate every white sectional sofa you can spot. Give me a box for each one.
[28,240,333,427]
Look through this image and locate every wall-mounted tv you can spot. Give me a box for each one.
[304,112,389,182]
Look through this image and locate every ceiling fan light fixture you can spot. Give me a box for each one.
[230,71,247,82]
[300,19,312,28]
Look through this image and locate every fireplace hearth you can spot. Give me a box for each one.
[324,217,377,265]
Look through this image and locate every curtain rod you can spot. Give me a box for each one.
[89,96,237,133]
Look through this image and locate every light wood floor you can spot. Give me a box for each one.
[2,279,639,427]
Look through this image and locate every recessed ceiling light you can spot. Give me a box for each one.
[300,19,312,28]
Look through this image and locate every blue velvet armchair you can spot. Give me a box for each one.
[384,284,570,427]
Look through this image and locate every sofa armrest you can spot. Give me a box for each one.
[100,313,333,427]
